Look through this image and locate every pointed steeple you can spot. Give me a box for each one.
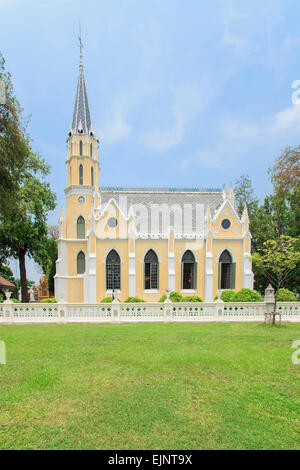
[71,35,92,135]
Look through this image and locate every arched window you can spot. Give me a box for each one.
[90,143,92,156]
[106,249,121,290]
[79,140,83,156]
[218,250,236,289]
[144,249,159,289]
[91,166,94,186]
[69,166,72,185]
[77,216,85,239]
[181,250,196,289]
[79,164,83,185]
[77,251,85,274]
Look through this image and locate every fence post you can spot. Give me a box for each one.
[164,298,172,321]
[265,284,275,324]
[58,301,67,324]
[112,299,120,322]
[214,290,224,321]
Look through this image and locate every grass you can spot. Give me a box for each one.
[0,322,299,450]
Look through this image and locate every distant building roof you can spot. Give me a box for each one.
[0,277,15,289]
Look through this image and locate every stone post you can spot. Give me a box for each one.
[214,289,224,319]
[264,284,275,324]
[164,295,172,321]
[3,290,13,304]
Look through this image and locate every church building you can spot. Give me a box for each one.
[54,51,254,303]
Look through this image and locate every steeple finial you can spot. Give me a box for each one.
[70,26,92,135]
[78,22,83,71]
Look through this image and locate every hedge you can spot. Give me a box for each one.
[100,296,121,303]
[231,288,262,302]
[159,291,183,302]
[124,297,145,303]
[214,289,235,302]
[40,297,57,303]
[183,296,203,302]
[276,288,297,302]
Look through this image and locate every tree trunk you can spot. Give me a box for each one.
[18,248,29,303]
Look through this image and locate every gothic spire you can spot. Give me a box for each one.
[71,34,92,135]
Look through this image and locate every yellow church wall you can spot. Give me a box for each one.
[174,240,205,299]
[135,240,168,301]
[67,241,88,276]
[212,205,242,238]
[67,278,84,303]
[66,156,99,187]
[96,205,128,240]
[212,239,243,298]
[96,239,129,302]
[65,194,93,239]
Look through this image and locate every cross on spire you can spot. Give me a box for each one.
[78,23,83,70]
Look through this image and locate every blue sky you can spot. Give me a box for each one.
[2,0,300,282]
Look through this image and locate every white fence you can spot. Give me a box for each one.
[0,301,299,323]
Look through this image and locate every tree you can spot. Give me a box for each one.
[0,160,56,302]
[35,237,57,296]
[252,236,300,318]
[0,52,31,215]
[234,174,259,218]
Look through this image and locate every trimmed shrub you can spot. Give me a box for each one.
[183,296,203,302]
[0,293,3,303]
[124,297,145,303]
[40,297,57,303]
[231,288,262,302]
[11,298,20,303]
[214,289,235,302]
[100,296,121,303]
[159,291,183,302]
[276,288,297,302]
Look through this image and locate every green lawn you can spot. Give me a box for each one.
[0,322,299,450]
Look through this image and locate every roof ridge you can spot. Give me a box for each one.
[100,186,222,193]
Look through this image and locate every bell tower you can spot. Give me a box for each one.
[64,37,100,239]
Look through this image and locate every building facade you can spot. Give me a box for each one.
[54,55,254,303]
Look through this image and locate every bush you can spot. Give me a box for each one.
[0,293,3,303]
[11,298,20,303]
[276,288,297,302]
[124,297,145,303]
[100,296,121,303]
[183,296,203,302]
[214,289,235,302]
[40,297,57,303]
[159,291,183,302]
[231,288,262,302]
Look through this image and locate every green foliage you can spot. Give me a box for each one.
[100,296,121,303]
[0,293,3,302]
[0,52,33,215]
[35,237,57,295]
[276,288,297,302]
[182,295,203,302]
[252,236,300,298]
[124,297,145,303]
[214,289,236,302]
[231,288,262,302]
[159,291,184,302]
[40,297,57,303]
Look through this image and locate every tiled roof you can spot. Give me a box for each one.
[0,277,15,288]
[100,188,223,234]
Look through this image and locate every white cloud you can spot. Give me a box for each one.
[143,81,214,151]
[100,103,131,144]
[272,103,300,132]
